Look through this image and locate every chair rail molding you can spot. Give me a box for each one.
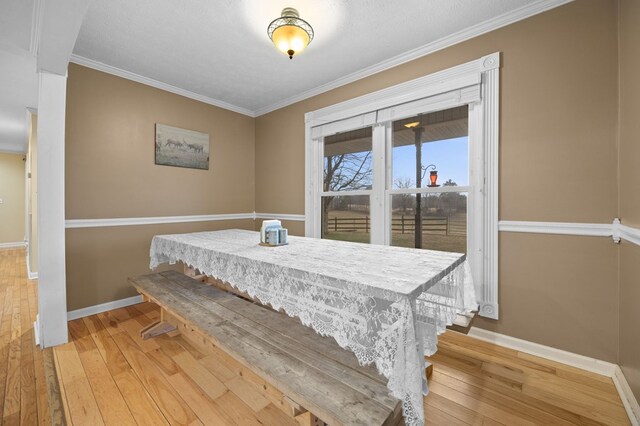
[498,220,613,237]
[255,213,305,222]
[65,213,255,228]
[65,212,306,228]
[499,218,640,247]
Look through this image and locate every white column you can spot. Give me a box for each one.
[36,72,68,347]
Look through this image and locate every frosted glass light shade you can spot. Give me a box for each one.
[272,25,310,58]
[267,8,314,59]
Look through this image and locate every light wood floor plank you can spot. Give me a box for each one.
[54,341,104,425]
[256,403,300,426]
[81,315,130,377]
[19,302,36,425]
[443,332,616,390]
[112,369,169,426]
[425,391,485,425]
[164,372,234,425]
[439,338,623,405]
[0,264,13,420]
[110,332,201,426]
[3,272,22,422]
[430,354,596,425]
[78,345,137,425]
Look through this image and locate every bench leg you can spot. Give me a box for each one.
[139,310,177,340]
[140,320,177,340]
[426,361,433,379]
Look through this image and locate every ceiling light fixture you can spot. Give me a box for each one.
[267,7,314,59]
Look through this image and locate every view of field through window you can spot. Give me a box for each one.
[321,106,468,254]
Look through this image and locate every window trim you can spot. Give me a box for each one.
[305,52,500,319]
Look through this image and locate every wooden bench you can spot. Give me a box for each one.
[129,270,403,426]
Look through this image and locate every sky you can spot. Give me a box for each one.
[392,136,468,187]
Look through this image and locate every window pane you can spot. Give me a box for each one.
[324,127,373,192]
[321,195,370,244]
[392,106,468,190]
[390,192,467,253]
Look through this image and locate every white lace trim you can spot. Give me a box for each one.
[149,230,476,426]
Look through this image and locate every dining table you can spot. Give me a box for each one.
[149,228,476,426]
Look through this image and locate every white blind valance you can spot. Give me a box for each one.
[310,73,481,139]
[376,84,480,123]
[310,111,377,139]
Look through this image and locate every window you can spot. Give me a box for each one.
[389,107,469,254]
[305,53,500,319]
[322,127,373,243]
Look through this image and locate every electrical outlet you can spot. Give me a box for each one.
[0,198,3,204]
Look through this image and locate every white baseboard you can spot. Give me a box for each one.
[467,327,639,425]
[0,241,27,249]
[67,295,143,321]
[33,314,40,346]
[26,252,38,280]
[614,366,640,426]
[467,327,617,376]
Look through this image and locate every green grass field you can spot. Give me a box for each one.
[323,210,467,253]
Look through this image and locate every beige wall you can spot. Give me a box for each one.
[66,64,255,219]
[66,220,253,310]
[0,153,25,244]
[28,114,38,273]
[65,64,256,310]
[255,0,621,362]
[474,233,618,362]
[618,0,640,400]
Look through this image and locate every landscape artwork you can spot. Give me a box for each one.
[155,123,209,170]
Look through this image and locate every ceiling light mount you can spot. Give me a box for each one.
[267,7,314,59]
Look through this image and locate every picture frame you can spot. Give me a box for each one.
[155,123,209,170]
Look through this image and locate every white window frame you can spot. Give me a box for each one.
[304,53,500,319]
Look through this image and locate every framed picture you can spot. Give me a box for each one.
[155,123,209,170]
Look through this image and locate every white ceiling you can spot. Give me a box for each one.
[72,0,561,117]
[0,0,38,153]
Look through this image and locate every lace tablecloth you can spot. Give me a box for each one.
[149,229,476,426]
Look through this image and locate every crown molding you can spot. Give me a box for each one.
[29,0,44,55]
[253,0,574,116]
[69,0,572,119]
[69,54,256,118]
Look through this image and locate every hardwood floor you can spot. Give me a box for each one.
[56,306,631,425]
[0,248,52,425]
[1,248,631,425]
